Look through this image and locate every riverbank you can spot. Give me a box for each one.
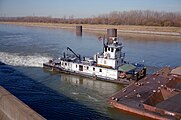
[1,22,181,40]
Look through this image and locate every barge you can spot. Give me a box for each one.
[109,66,181,120]
[43,37,146,83]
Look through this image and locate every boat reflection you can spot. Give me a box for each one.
[60,72,124,96]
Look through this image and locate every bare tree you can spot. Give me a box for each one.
[0,10,181,27]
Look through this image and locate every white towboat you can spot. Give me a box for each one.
[43,37,146,84]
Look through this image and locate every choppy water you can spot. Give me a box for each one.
[0,24,181,120]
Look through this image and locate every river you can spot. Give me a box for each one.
[0,24,180,120]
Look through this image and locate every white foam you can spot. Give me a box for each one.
[72,92,79,95]
[88,95,98,102]
[0,52,52,67]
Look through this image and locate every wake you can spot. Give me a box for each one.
[0,52,52,67]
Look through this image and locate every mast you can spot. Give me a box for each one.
[102,35,106,53]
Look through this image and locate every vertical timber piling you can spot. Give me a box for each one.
[76,26,82,36]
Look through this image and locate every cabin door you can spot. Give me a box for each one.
[79,65,83,71]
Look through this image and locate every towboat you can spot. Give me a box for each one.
[43,37,146,84]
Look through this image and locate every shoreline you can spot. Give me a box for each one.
[1,22,181,40]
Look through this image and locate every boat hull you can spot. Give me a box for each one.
[43,63,133,84]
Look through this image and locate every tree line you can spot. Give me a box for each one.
[0,10,181,27]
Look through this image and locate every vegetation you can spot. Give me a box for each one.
[0,10,181,27]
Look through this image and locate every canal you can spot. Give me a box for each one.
[0,24,180,120]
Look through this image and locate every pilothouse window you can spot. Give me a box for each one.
[116,48,120,52]
[108,47,110,51]
[105,46,107,52]
[111,48,114,52]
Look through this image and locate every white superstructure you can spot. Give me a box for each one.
[58,38,123,80]
[96,37,125,69]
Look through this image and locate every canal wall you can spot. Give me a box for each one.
[0,86,45,120]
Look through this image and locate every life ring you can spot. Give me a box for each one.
[105,53,110,58]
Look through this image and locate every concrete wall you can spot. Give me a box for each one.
[0,110,10,120]
[0,86,45,120]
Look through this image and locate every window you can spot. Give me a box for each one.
[93,67,95,71]
[99,69,102,72]
[76,65,77,68]
[108,47,110,51]
[87,66,89,70]
[79,65,83,71]
[116,48,120,52]
[111,48,114,52]
[65,63,67,66]
[105,46,107,52]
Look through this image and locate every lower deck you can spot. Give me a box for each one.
[43,63,133,84]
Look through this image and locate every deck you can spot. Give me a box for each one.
[109,66,181,120]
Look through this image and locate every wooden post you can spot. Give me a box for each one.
[76,26,82,36]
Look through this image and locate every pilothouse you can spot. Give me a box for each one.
[96,37,125,69]
[43,37,146,83]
